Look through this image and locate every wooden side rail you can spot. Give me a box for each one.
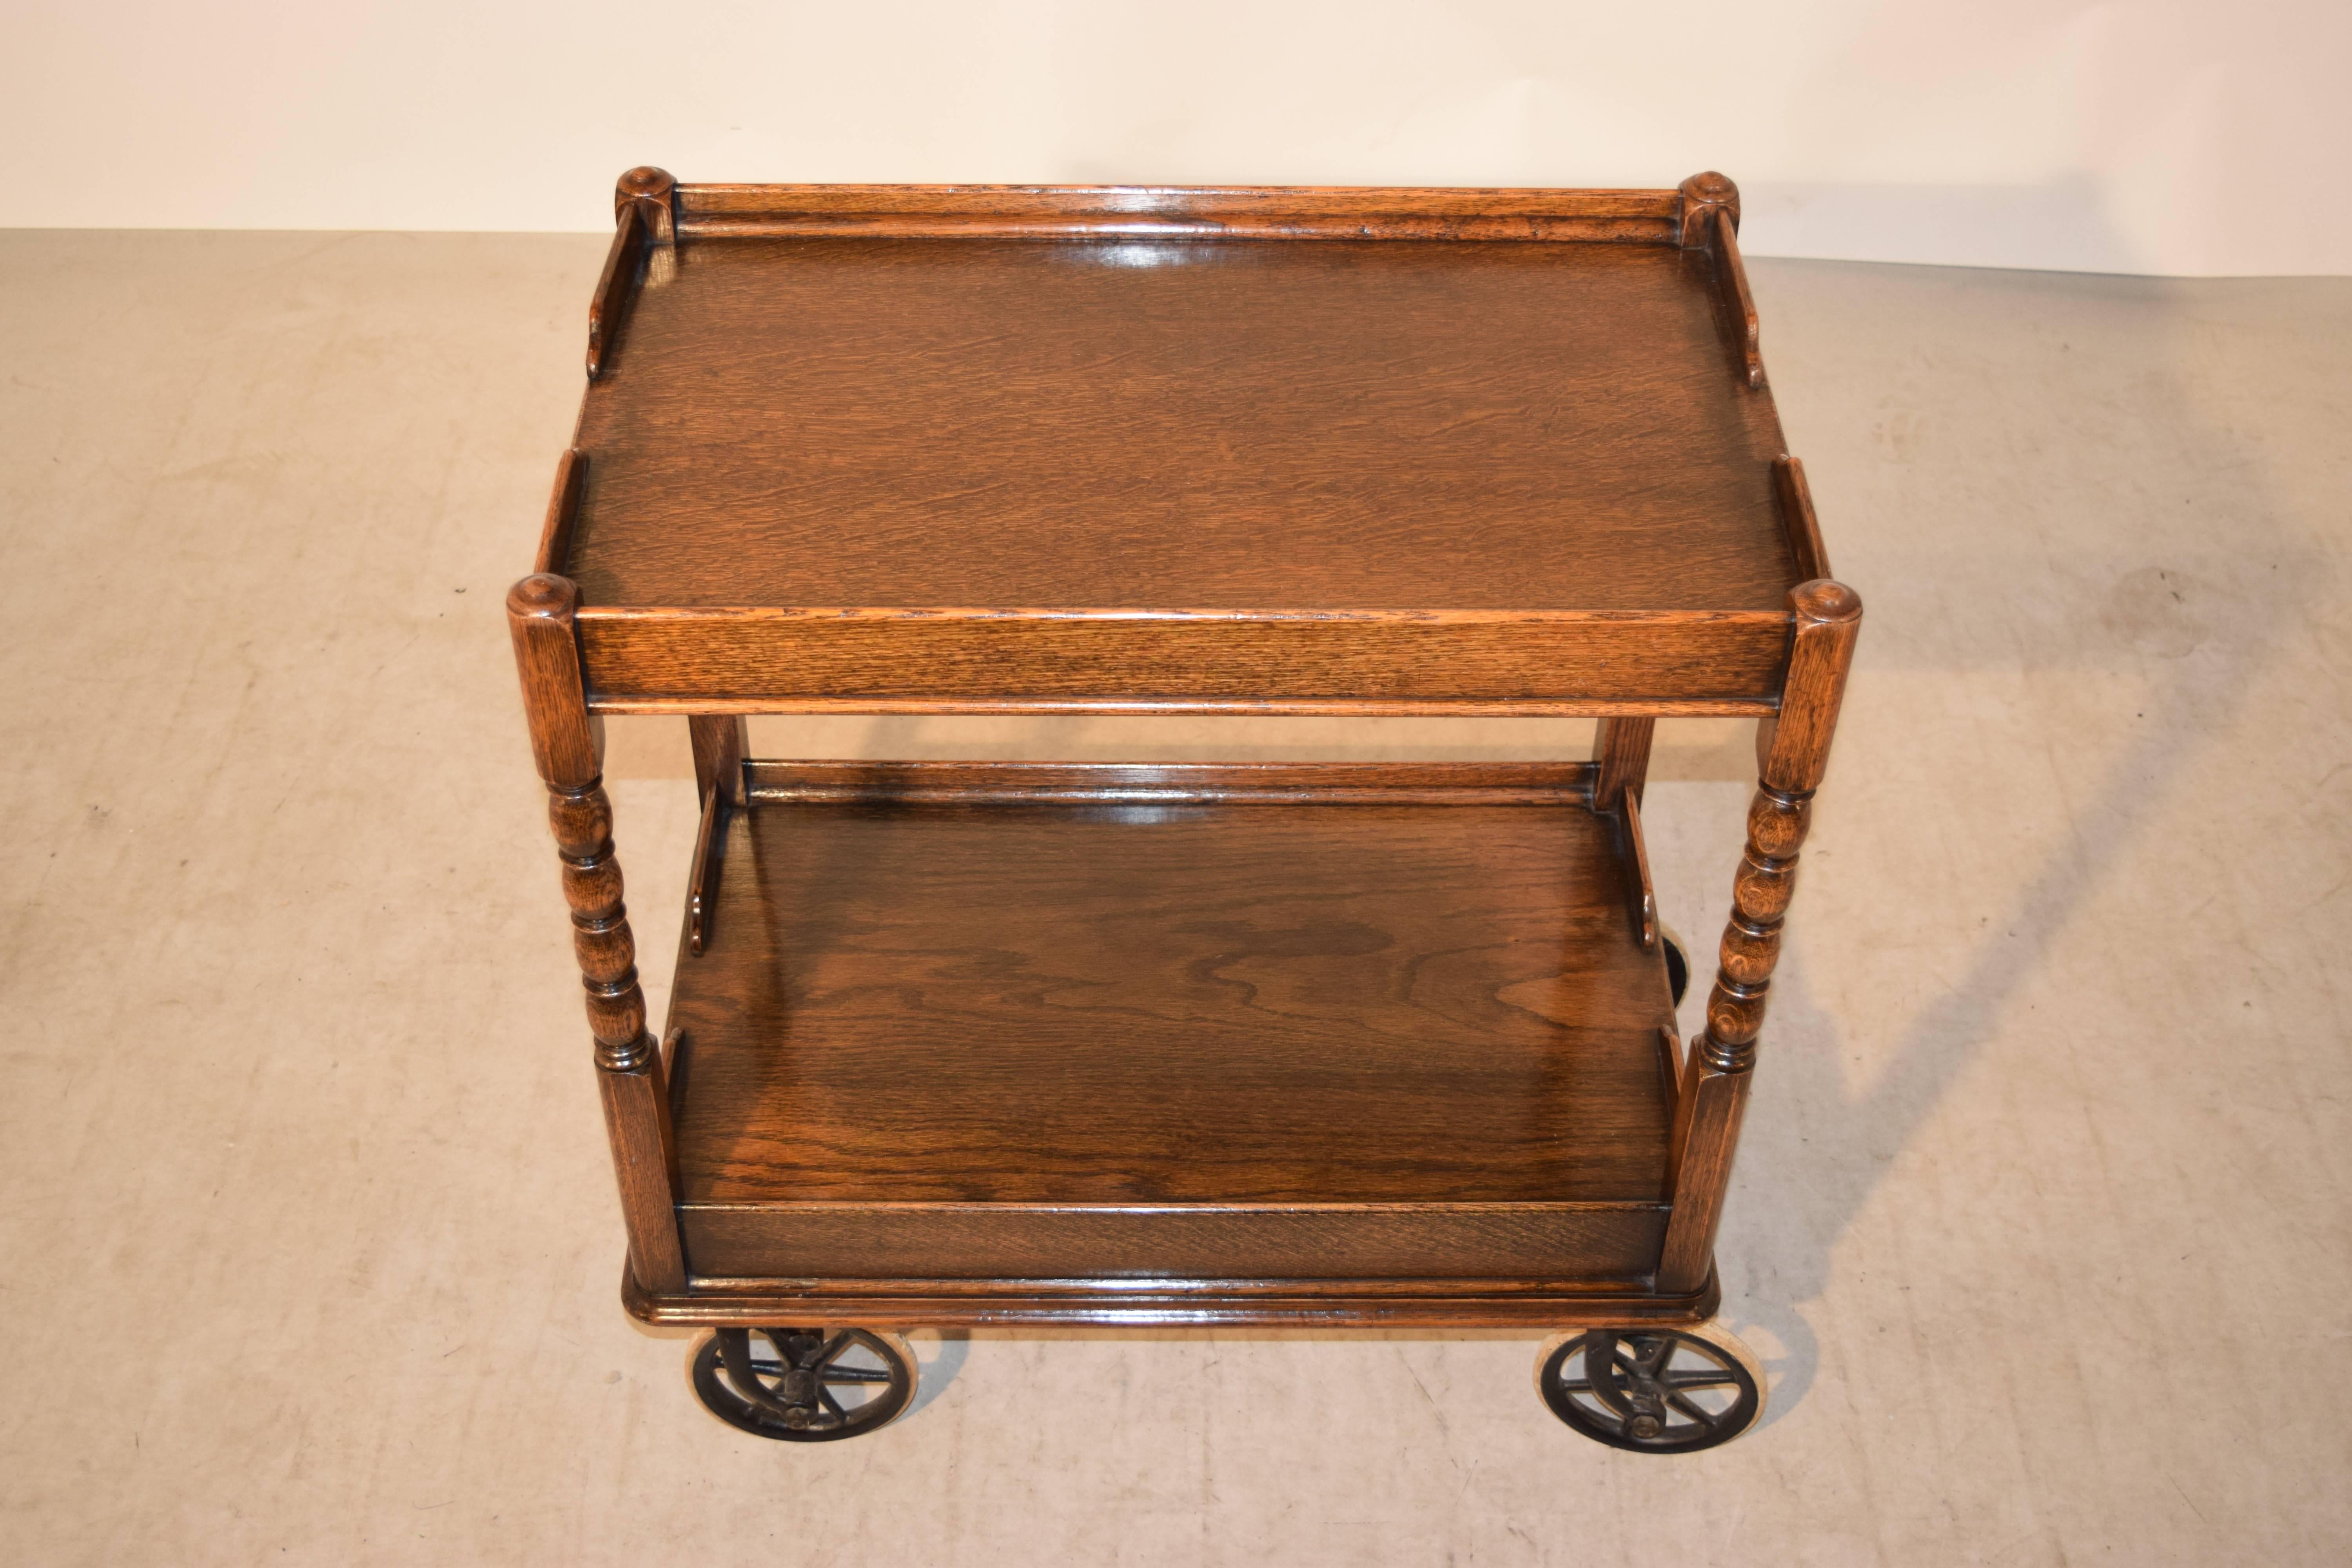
[1659,579,1861,1293]
[586,169,679,379]
[508,572,686,1294]
[532,448,586,577]
[576,166,1749,247]
[1710,209,1763,388]
[1773,456,1833,583]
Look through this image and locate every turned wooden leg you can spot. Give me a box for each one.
[1659,580,1860,1293]
[510,572,686,1294]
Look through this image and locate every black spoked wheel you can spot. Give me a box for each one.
[1659,921,1692,1009]
[691,1327,915,1441]
[1538,1324,1764,1453]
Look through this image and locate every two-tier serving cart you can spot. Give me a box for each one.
[509,169,1859,1453]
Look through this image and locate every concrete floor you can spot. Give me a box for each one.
[1,229,2347,1564]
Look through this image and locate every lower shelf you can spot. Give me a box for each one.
[661,760,1683,1296]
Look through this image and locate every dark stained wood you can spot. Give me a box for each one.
[1590,715,1655,809]
[1660,579,1862,1291]
[681,1204,1666,1284]
[616,165,677,242]
[686,714,747,806]
[1710,208,1764,389]
[663,765,1679,1250]
[675,181,1684,242]
[506,572,684,1293]
[601,1057,686,1293]
[1755,579,1864,795]
[1676,171,1740,249]
[573,608,1796,711]
[685,781,722,956]
[622,1263,1721,1330]
[1659,1056,1749,1292]
[1773,454,1832,583]
[744,758,1592,806]
[506,574,599,787]
[1618,787,1659,951]
[531,449,586,577]
[564,234,1799,617]
[585,204,647,380]
[601,693,1775,719]
[512,176,1860,1342]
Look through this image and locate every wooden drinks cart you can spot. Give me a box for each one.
[509,169,1859,1452]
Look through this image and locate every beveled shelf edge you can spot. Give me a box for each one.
[670,181,1690,244]
[623,1262,1720,1330]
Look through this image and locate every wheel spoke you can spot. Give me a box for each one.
[818,1387,849,1422]
[1665,1389,1718,1428]
[809,1331,856,1372]
[1661,1371,1741,1389]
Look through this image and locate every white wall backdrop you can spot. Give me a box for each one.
[7,0,2346,274]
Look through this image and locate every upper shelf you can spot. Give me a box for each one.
[537,174,1835,715]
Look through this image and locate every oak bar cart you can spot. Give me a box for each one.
[509,169,1859,1452]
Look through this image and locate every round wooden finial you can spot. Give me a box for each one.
[615,166,676,215]
[508,572,578,619]
[1680,171,1737,204]
[1791,579,1862,623]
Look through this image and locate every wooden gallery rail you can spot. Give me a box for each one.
[509,168,1861,1452]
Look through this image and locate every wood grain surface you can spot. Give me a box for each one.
[662,762,1677,1223]
[565,236,1797,612]
[677,1203,1668,1283]
[572,606,1796,710]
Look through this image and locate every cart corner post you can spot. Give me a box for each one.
[508,572,688,1295]
[1659,578,1861,1293]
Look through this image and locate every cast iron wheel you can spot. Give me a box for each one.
[1660,921,1692,1009]
[691,1327,915,1441]
[1537,1323,1764,1453]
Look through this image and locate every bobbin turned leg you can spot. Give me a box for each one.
[1657,580,1860,1294]
[510,572,686,1294]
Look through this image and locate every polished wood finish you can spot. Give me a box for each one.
[531,448,586,577]
[623,1265,1720,1330]
[616,165,678,242]
[661,762,1678,1296]
[1659,579,1862,1291]
[1676,171,1740,249]
[506,572,684,1293]
[1617,786,1659,951]
[586,205,646,381]
[564,172,1809,715]
[684,784,722,957]
[671,761,1673,1202]
[1709,208,1764,389]
[567,236,1795,619]
[682,1206,1669,1287]
[686,714,746,806]
[675,181,1686,242]
[511,173,1860,1336]
[576,608,1797,711]
[1590,715,1655,809]
[1773,455,1832,583]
